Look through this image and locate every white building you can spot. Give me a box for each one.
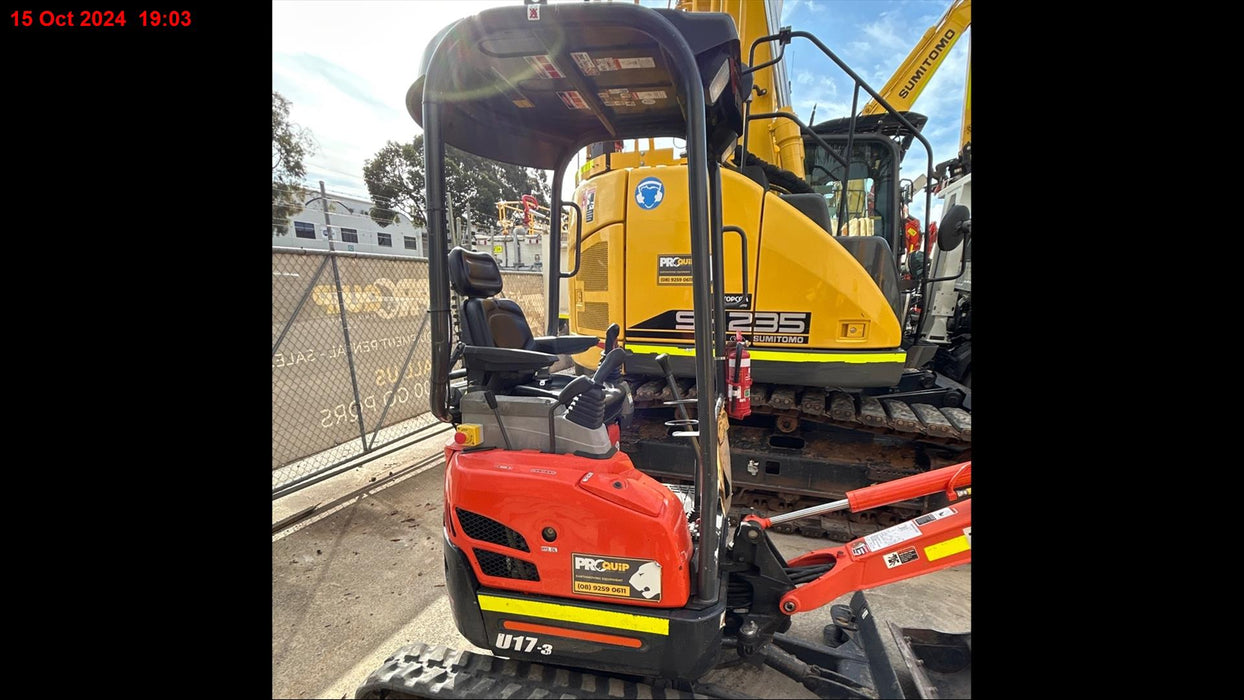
[273,190,427,257]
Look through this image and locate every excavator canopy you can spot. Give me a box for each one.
[407,2,747,170]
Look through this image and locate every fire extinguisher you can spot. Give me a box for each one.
[726,331,751,419]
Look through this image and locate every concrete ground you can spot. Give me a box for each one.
[272,430,970,699]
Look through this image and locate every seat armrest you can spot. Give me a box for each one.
[462,345,556,373]
[531,335,599,355]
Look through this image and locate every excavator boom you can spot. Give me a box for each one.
[860,0,971,119]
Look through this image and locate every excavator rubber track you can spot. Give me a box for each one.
[618,378,971,541]
[355,643,719,699]
[624,379,971,446]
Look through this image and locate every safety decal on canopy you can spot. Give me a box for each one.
[526,55,565,79]
[572,553,662,601]
[571,52,599,76]
[594,56,656,72]
[634,90,667,105]
[598,89,636,108]
[558,91,590,110]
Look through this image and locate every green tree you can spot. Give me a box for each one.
[363,135,551,231]
[272,91,317,236]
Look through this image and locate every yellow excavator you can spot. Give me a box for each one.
[562,0,973,539]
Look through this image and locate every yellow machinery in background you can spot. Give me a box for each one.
[563,0,973,538]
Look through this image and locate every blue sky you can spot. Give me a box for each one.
[273,0,969,226]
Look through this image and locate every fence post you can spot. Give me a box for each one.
[316,181,369,451]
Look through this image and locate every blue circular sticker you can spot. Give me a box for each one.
[635,177,665,210]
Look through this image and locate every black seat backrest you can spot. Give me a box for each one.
[833,236,903,321]
[779,193,833,233]
[448,247,536,351]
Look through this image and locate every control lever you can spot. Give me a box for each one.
[594,347,628,385]
[546,376,596,453]
[482,390,513,451]
[596,324,625,385]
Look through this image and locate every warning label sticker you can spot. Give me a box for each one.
[571,52,599,76]
[618,57,655,69]
[573,553,662,601]
[883,547,919,569]
[634,90,667,100]
[581,186,596,223]
[864,520,922,552]
[912,506,957,527]
[598,89,636,108]
[594,56,657,72]
[850,541,869,557]
[558,91,590,110]
[525,55,565,79]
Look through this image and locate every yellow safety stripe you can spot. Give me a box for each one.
[924,535,971,562]
[478,594,670,636]
[623,343,906,364]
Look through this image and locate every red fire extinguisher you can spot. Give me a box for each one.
[726,331,752,419]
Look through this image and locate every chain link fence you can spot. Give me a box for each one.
[272,248,547,496]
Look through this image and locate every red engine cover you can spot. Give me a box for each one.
[444,440,693,608]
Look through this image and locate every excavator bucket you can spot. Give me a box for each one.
[770,592,969,699]
[888,620,971,699]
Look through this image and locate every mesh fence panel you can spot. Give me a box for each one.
[272,250,546,494]
[498,271,547,335]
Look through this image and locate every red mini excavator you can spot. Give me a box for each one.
[357,3,970,697]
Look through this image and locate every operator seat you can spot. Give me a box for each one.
[447,247,628,424]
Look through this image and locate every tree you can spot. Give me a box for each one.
[363,135,551,231]
[272,91,317,236]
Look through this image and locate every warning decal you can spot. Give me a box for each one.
[912,506,957,527]
[850,541,869,557]
[594,56,657,72]
[558,91,590,110]
[598,89,636,107]
[618,57,655,69]
[883,547,919,569]
[863,520,921,553]
[572,553,662,601]
[526,55,565,79]
[581,186,596,223]
[571,52,599,76]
